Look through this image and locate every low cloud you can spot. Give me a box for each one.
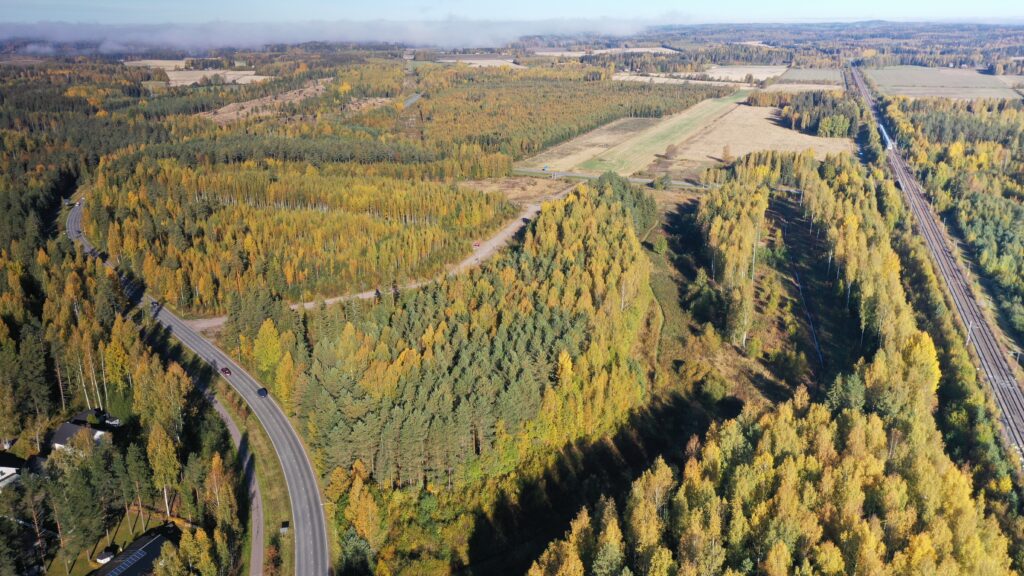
[0,19,656,52]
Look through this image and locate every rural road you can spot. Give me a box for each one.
[67,203,330,576]
[852,68,1024,454]
[184,183,576,332]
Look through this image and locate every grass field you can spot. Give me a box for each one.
[766,83,844,93]
[778,67,844,84]
[704,65,788,81]
[613,73,748,87]
[518,116,661,172]
[865,66,1020,99]
[645,104,855,179]
[574,90,750,175]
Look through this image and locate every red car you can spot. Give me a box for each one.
[220,367,232,376]
[473,242,481,248]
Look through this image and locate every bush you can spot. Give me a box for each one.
[652,236,668,255]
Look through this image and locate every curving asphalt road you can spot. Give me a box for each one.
[852,68,1024,455]
[67,202,330,575]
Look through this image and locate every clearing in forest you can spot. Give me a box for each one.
[777,67,844,84]
[703,65,788,81]
[198,78,334,124]
[864,65,1021,99]
[645,104,855,179]
[519,90,749,176]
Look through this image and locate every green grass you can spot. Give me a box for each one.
[47,509,159,576]
[578,90,749,175]
[215,381,294,576]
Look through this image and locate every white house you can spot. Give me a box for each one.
[0,452,26,491]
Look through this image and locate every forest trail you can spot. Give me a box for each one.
[184,182,576,332]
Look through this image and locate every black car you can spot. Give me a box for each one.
[257,388,269,398]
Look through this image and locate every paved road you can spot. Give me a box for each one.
[852,68,1024,454]
[67,203,330,575]
[185,183,577,332]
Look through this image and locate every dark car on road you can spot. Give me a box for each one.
[257,388,269,398]
[220,367,232,376]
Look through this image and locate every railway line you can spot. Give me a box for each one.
[851,68,1024,454]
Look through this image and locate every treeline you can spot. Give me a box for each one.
[222,175,659,572]
[0,59,246,573]
[84,159,514,314]
[747,89,861,138]
[882,96,1024,340]
[697,179,770,347]
[417,69,730,158]
[532,152,1017,576]
[578,43,793,74]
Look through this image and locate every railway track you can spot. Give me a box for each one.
[851,68,1024,455]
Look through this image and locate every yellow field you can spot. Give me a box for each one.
[646,104,855,178]
[519,90,749,176]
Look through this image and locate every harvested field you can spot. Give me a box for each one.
[519,90,749,176]
[778,67,843,84]
[614,73,750,88]
[704,65,788,81]
[124,59,272,86]
[124,59,187,70]
[864,66,1020,99]
[518,117,661,172]
[165,70,271,87]
[198,78,332,125]
[645,104,855,179]
[437,57,524,68]
[576,90,750,175]
[535,46,677,57]
[766,83,845,93]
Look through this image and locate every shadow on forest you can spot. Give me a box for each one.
[460,391,709,575]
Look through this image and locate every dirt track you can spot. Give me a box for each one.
[184,183,575,332]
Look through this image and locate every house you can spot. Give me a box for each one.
[50,422,108,451]
[70,408,121,429]
[0,452,26,491]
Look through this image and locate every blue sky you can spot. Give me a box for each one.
[2,0,1022,24]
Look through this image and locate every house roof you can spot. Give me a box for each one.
[50,422,106,448]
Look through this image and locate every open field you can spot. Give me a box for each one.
[124,59,272,86]
[575,91,750,175]
[864,65,1020,99]
[778,67,844,84]
[519,90,749,176]
[614,73,751,88]
[198,78,332,124]
[437,56,524,68]
[645,104,855,179]
[766,83,845,93]
[534,46,677,57]
[518,116,662,172]
[704,65,788,81]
